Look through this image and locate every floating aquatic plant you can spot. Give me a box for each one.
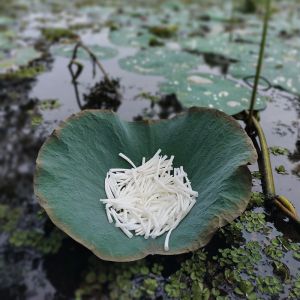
[0,47,42,73]
[109,27,165,48]
[119,48,201,76]
[159,73,267,115]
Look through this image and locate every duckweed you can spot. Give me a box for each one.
[275,165,288,174]
[269,146,289,156]
[39,99,61,110]
[9,228,65,254]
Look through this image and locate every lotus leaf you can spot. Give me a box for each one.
[34,108,256,261]
[109,27,163,48]
[0,16,14,27]
[51,44,118,60]
[0,47,41,73]
[229,57,300,95]
[109,8,161,27]
[119,48,201,76]
[182,34,259,61]
[159,73,267,115]
[0,33,15,51]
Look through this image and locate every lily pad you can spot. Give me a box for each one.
[0,47,41,73]
[0,16,14,27]
[159,73,267,115]
[0,32,16,51]
[109,27,164,48]
[34,108,256,261]
[229,57,300,95]
[51,44,118,60]
[182,34,259,61]
[119,48,201,76]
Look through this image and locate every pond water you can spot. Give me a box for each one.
[1,1,300,299]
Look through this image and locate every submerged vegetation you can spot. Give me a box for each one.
[0,0,300,299]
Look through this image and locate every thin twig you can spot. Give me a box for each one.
[248,0,271,125]
[68,41,111,82]
[68,60,83,82]
[68,61,83,109]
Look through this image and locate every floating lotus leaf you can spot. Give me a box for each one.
[34,108,256,261]
[0,47,41,73]
[182,34,259,61]
[51,44,118,60]
[119,48,201,76]
[0,30,16,51]
[200,5,231,22]
[109,8,161,27]
[159,73,267,115]
[109,27,163,48]
[229,50,300,95]
[0,16,14,27]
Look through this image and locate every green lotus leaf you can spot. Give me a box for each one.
[51,44,118,60]
[109,27,164,48]
[0,47,41,73]
[109,8,161,27]
[0,16,14,27]
[182,34,259,61]
[159,73,267,115]
[119,48,201,76]
[229,52,300,95]
[0,32,16,51]
[34,108,256,261]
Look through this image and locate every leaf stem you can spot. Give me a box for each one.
[249,114,300,225]
[251,115,275,196]
[248,0,271,125]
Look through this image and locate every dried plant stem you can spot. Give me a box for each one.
[248,0,271,125]
[68,41,110,82]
